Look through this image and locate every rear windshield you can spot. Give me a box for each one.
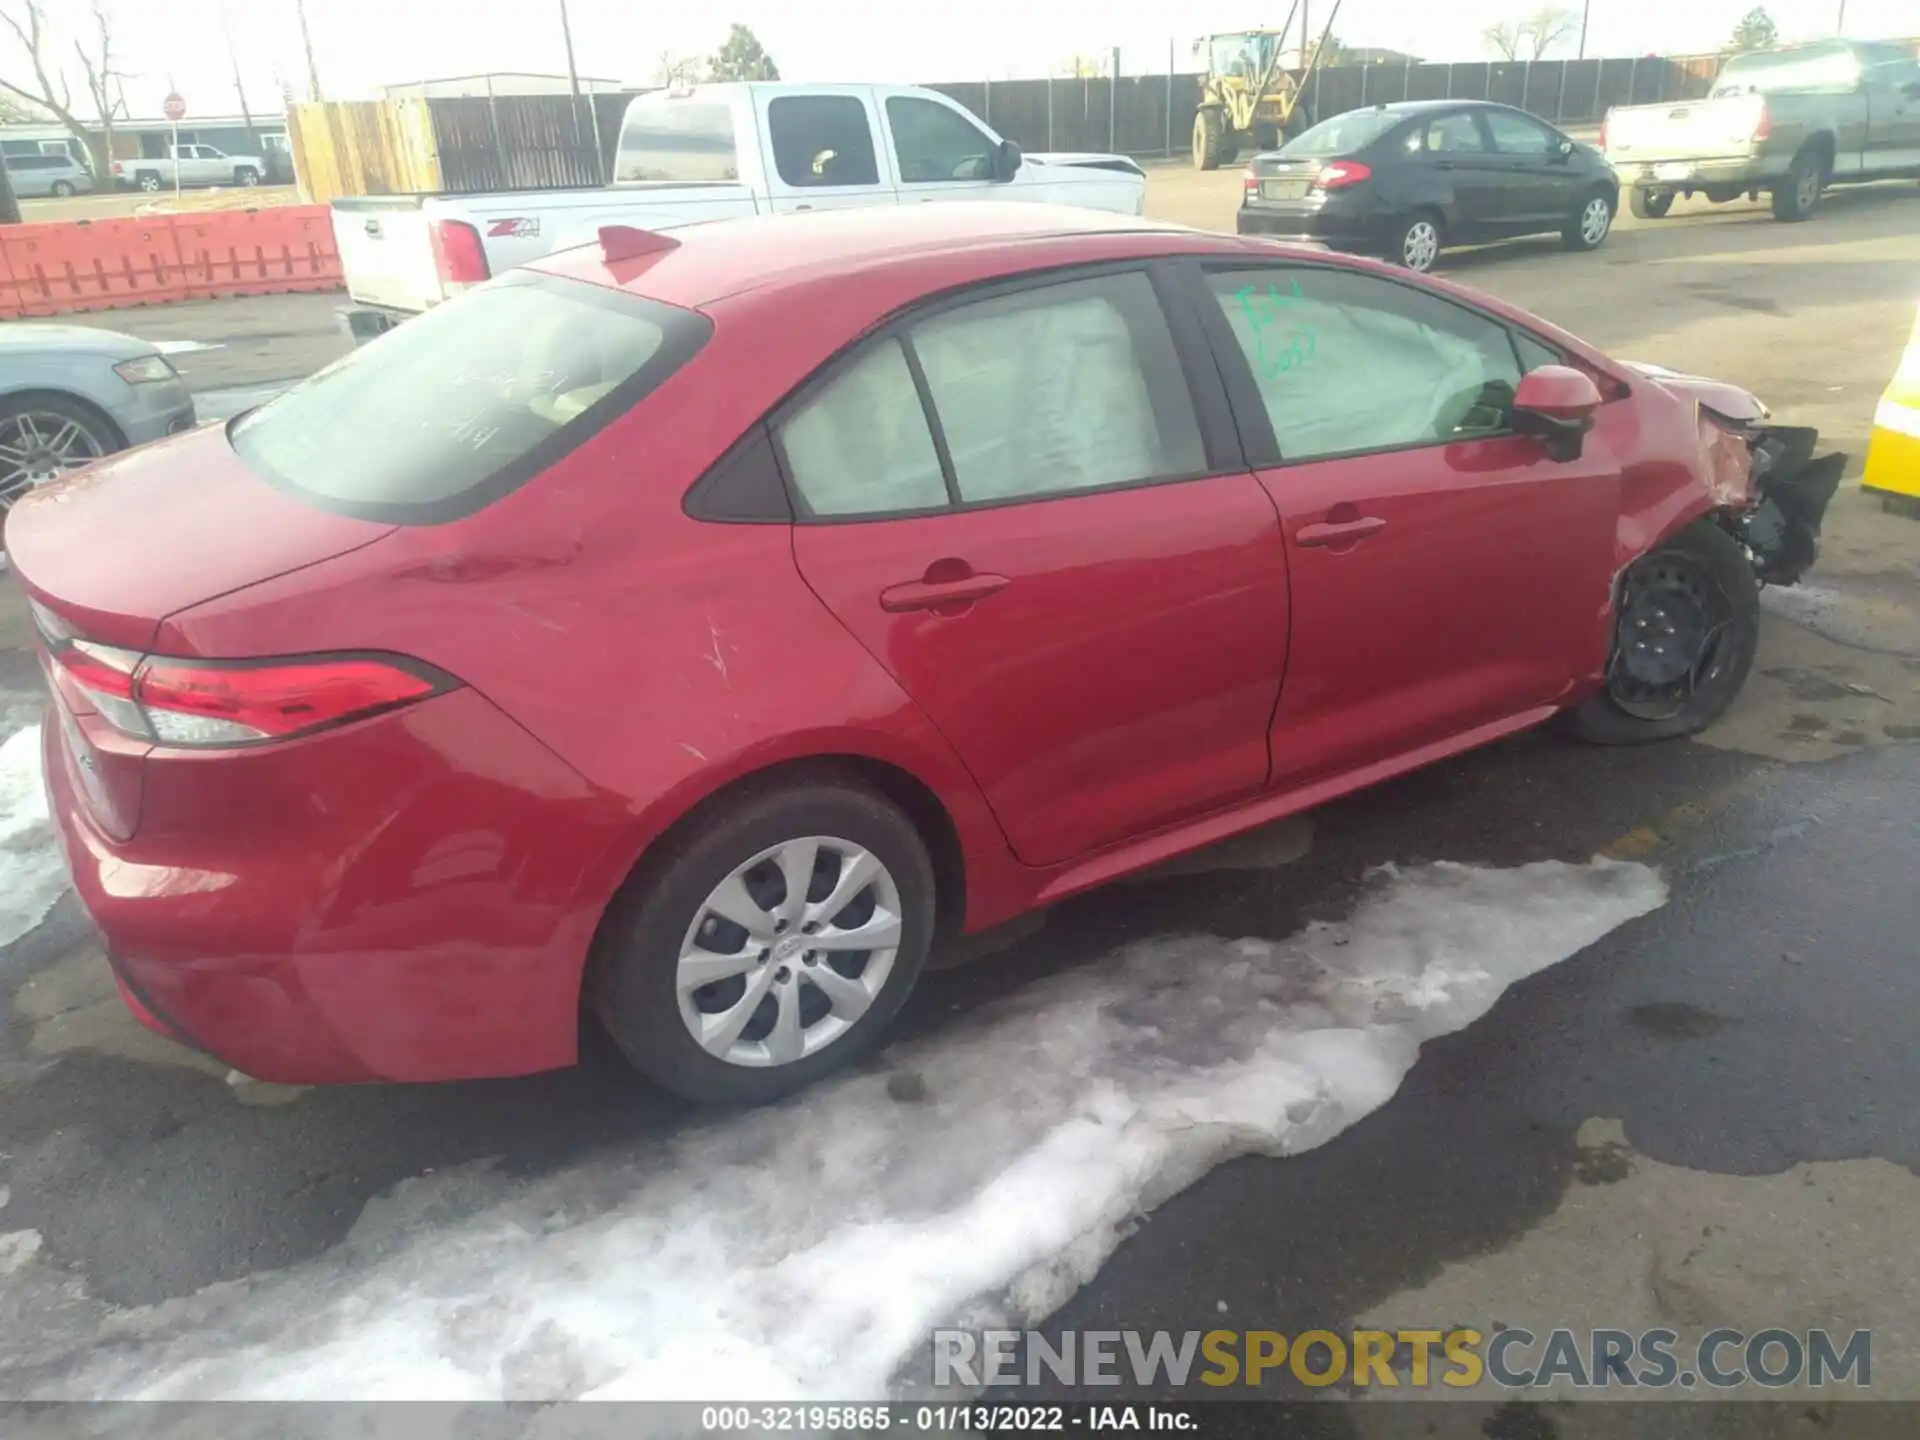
[614,95,740,183]
[229,271,711,525]
[1278,109,1403,157]
[1711,43,1861,95]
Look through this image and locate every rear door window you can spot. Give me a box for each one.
[613,97,740,183]
[1424,112,1490,154]
[229,271,711,524]
[767,95,880,187]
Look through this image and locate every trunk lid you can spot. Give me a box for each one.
[5,423,396,653]
[10,425,395,843]
[1604,96,1766,165]
[1250,154,1325,202]
[331,196,444,314]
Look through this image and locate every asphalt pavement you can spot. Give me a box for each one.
[0,171,1916,1419]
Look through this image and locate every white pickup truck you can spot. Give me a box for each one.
[333,81,1150,340]
[113,143,268,193]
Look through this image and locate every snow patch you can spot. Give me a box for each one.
[0,725,68,952]
[0,858,1665,1404]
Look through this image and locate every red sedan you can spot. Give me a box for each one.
[6,205,1840,1105]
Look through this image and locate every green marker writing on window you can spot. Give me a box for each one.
[1234,279,1317,379]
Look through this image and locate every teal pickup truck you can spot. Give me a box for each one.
[1602,39,1920,222]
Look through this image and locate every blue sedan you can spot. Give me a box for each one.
[0,324,197,519]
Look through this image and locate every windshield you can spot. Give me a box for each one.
[1210,33,1279,81]
[1711,43,1862,96]
[230,272,710,524]
[1279,109,1403,157]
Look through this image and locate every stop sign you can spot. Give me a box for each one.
[163,93,185,121]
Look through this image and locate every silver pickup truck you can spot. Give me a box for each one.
[1603,39,1920,221]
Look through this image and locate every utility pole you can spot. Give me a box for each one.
[293,0,323,102]
[220,0,262,159]
[1836,0,1847,33]
[1577,0,1592,58]
[558,0,601,183]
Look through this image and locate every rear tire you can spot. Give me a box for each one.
[588,778,937,1106]
[1562,188,1615,251]
[1770,146,1826,221]
[1391,210,1444,273]
[1558,519,1760,746]
[1193,109,1227,171]
[1628,187,1674,219]
[136,171,161,193]
[235,166,260,187]
[49,180,75,197]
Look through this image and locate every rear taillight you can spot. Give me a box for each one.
[1242,165,1259,202]
[1598,112,1609,149]
[111,161,124,175]
[1315,160,1373,190]
[429,219,490,288]
[1752,106,1772,142]
[46,641,455,749]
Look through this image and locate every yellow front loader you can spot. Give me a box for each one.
[1192,0,1347,170]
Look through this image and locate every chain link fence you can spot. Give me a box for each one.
[928,39,1920,157]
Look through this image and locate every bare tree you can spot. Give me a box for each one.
[73,1,128,179]
[0,0,122,178]
[654,50,705,87]
[1519,6,1579,60]
[1481,20,1526,60]
[1483,8,1580,62]
[0,88,44,122]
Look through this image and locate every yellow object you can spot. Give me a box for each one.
[1862,298,1920,504]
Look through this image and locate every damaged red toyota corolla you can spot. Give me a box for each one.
[4,206,1842,1105]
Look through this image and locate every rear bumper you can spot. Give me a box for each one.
[1237,199,1387,253]
[42,687,628,1085]
[337,304,410,347]
[1613,155,1788,191]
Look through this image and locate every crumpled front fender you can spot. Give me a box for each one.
[1621,361,1845,585]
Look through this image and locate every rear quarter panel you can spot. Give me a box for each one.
[155,315,1016,946]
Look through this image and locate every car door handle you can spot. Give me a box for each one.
[879,570,1010,612]
[1296,515,1387,547]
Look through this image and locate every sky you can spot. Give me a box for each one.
[2,0,1910,122]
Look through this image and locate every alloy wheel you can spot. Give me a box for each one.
[1401,219,1440,272]
[676,835,904,1068]
[1580,197,1611,245]
[0,410,107,512]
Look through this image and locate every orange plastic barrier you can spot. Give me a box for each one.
[0,206,343,318]
[174,206,343,301]
[0,217,188,316]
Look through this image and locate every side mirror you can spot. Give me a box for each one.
[992,138,1022,182]
[1512,365,1604,462]
[1557,138,1575,158]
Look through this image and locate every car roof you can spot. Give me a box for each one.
[536,203,1225,310]
[1352,99,1540,117]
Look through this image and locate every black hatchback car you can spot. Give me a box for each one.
[1237,100,1620,273]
